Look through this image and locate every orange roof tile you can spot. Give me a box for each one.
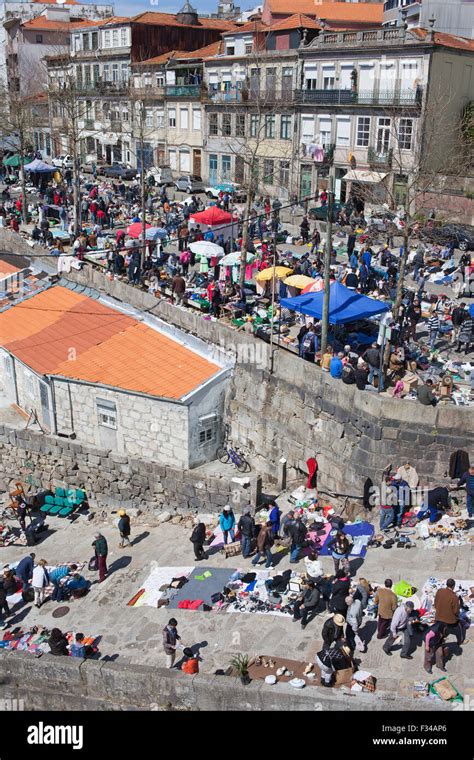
[269,13,322,31]
[0,260,22,276]
[132,11,237,31]
[0,286,220,399]
[22,17,97,31]
[134,50,178,67]
[174,41,223,59]
[410,27,474,52]
[268,0,383,23]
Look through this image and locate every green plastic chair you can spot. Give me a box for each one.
[45,495,55,504]
[48,504,63,516]
[40,503,52,514]
[75,489,86,504]
[66,489,75,501]
[58,506,75,518]
[54,496,65,508]
[55,487,66,498]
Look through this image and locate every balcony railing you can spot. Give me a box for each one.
[295,87,422,107]
[76,80,129,94]
[368,147,393,168]
[165,84,200,97]
[205,84,294,104]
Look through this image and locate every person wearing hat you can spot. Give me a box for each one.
[315,641,353,687]
[322,613,345,648]
[181,647,200,675]
[219,506,236,546]
[237,506,255,558]
[118,510,131,548]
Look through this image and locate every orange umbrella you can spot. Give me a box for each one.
[301,279,324,294]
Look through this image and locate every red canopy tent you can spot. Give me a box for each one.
[189,206,232,226]
[127,222,151,238]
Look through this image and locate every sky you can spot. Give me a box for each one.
[114,0,228,16]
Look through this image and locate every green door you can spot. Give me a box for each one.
[300,164,312,198]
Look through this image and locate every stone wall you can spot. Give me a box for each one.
[0,425,258,513]
[0,651,450,712]
[62,267,474,496]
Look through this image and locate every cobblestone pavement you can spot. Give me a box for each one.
[1,500,472,707]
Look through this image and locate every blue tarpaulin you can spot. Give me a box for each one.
[469,305,474,318]
[319,521,375,558]
[280,281,390,325]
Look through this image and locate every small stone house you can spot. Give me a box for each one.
[0,285,231,468]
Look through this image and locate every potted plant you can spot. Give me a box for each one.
[230,654,251,686]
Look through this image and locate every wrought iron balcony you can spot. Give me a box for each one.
[368,147,393,168]
[165,84,200,97]
[295,87,422,107]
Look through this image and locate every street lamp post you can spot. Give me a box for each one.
[320,168,335,355]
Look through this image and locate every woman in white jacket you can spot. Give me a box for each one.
[32,560,49,608]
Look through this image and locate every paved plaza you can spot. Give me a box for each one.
[1,491,473,706]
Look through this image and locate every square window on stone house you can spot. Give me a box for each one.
[96,398,117,429]
[198,413,217,447]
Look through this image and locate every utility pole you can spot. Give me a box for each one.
[320,169,335,355]
[269,221,278,374]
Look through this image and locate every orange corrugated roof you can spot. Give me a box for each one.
[22,17,97,31]
[0,286,220,399]
[269,0,383,23]
[134,50,178,67]
[0,260,22,276]
[132,11,237,31]
[175,41,223,59]
[269,13,322,31]
[410,27,474,52]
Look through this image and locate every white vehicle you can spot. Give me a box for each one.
[52,154,74,170]
[144,166,173,186]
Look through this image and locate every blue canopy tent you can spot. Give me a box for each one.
[24,159,56,173]
[469,304,474,318]
[280,281,390,324]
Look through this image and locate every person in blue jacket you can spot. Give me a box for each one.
[15,553,35,593]
[268,501,281,538]
[219,507,236,545]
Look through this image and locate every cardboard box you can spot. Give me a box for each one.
[335,667,354,686]
[403,372,419,394]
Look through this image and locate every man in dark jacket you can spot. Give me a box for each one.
[451,302,468,346]
[322,614,345,647]
[292,581,320,628]
[92,533,108,583]
[417,379,437,406]
[118,510,131,548]
[162,618,181,668]
[251,521,274,568]
[288,517,306,563]
[434,579,463,645]
[457,465,474,518]
[190,523,207,561]
[237,506,255,559]
[15,553,35,594]
[281,510,295,538]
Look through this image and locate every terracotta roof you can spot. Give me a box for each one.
[0,260,22,276]
[222,19,268,33]
[134,50,178,67]
[268,0,383,23]
[269,13,322,31]
[132,11,237,31]
[0,286,220,399]
[410,27,474,52]
[22,17,97,31]
[174,41,223,59]
[71,15,130,29]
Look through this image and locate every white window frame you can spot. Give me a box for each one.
[336,116,351,148]
[398,117,413,151]
[192,108,201,131]
[356,115,371,148]
[180,107,189,130]
[168,108,176,128]
[96,398,117,430]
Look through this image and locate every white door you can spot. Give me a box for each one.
[358,64,375,102]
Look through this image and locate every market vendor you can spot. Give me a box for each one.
[315,641,353,687]
[416,486,451,524]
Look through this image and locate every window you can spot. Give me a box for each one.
[180,107,189,130]
[322,65,335,90]
[222,113,232,136]
[376,117,391,152]
[280,160,289,187]
[157,109,164,128]
[263,159,274,185]
[179,150,190,172]
[222,154,231,180]
[36,34,43,44]
[145,108,153,127]
[93,64,100,83]
[122,108,129,122]
[226,45,235,56]
[398,118,413,150]
[304,64,318,90]
[280,114,291,140]
[356,116,371,148]
[169,149,177,170]
[84,65,91,85]
[250,68,259,97]
[103,64,110,82]
[266,68,276,97]
[91,32,98,50]
[74,35,80,52]
[198,413,217,446]
[121,63,129,83]
[120,27,128,47]
[209,112,218,136]
[104,30,111,48]
[250,113,258,137]
[24,370,36,400]
[112,64,119,82]
[143,73,152,88]
[245,43,253,55]
[265,114,275,139]
[282,67,293,96]
[301,115,315,143]
[112,29,119,47]
[96,398,117,429]
[336,117,351,147]
[209,153,218,183]
[156,72,165,87]
[83,33,90,51]
[193,108,201,131]
[168,108,176,128]
[236,113,245,137]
